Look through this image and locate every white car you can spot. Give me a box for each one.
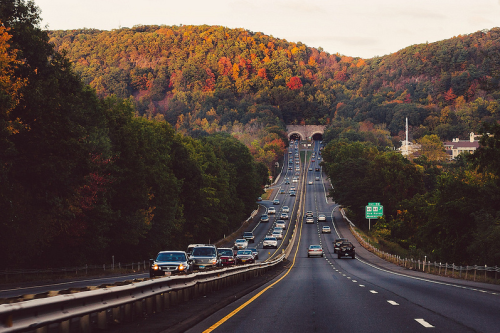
[318,214,326,221]
[268,207,276,214]
[322,226,331,233]
[263,236,278,249]
[280,212,289,220]
[234,239,248,250]
[306,211,314,217]
[276,220,286,229]
[308,181,313,185]
[292,178,298,183]
[306,216,314,224]
[282,206,290,213]
[308,245,324,257]
[272,230,283,240]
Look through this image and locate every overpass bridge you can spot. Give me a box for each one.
[286,125,326,141]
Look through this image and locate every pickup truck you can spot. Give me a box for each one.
[243,231,255,243]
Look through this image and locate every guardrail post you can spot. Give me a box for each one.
[465,266,468,280]
[164,292,171,308]
[485,265,487,281]
[35,326,47,333]
[97,310,107,329]
[113,306,122,323]
[124,303,132,322]
[474,265,477,281]
[134,300,143,318]
[146,295,154,314]
[80,314,91,333]
[156,294,163,312]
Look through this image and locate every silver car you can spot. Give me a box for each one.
[234,238,248,250]
[276,220,286,229]
[190,246,220,269]
[318,214,326,221]
[282,206,290,213]
[272,230,283,240]
[322,225,331,233]
[308,245,324,257]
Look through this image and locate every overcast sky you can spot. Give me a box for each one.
[35,0,500,59]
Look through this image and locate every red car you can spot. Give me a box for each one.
[217,248,236,266]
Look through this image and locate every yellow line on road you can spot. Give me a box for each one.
[203,218,303,332]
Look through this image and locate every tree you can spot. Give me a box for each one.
[286,76,302,90]
[417,134,448,162]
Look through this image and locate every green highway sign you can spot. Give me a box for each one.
[366,202,383,219]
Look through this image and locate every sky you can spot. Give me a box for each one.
[34,0,500,59]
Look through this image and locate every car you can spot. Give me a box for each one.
[289,191,296,196]
[292,178,298,183]
[279,188,285,194]
[315,176,320,181]
[338,242,356,259]
[333,238,348,253]
[257,197,262,201]
[311,159,315,162]
[288,166,292,170]
[276,220,286,230]
[306,211,313,217]
[263,236,278,249]
[295,167,300,171]
[190,245,220,269]
[268,207,276,214]
[308,167,312,171]
[290,186,296,191]
[273,199,280,205]
[318,214,326,221]
[306,216,314,224]
[308,245,324,257]
[261,214,269,222]
[284,180,290,184]
[322,225,331,233]
[295,161,299,164]
[247,247,259,260]
[272,230,283,239]
[217,248,236,266]
[280,212,289,220]
[234,238,249,250]
[308,181,313,185]
[186,243,205,256]
[149,251,192,277]
[243,231,255,243]
[315,167,320,171]
[295,171,300,176]
[282,206,290,213]
[235,250,255,264]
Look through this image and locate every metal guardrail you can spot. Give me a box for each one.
[0,254,285,332]
[340,208,500,283]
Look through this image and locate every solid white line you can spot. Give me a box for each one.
[415,319,434,328]
[387,300,399,305]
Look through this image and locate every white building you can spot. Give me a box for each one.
[443,132,480,159]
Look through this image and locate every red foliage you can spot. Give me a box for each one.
[203,68,215,91]
[287,76,303,90]
[334,69,347,82]
[218,57,232,76]
[444,87,457,101]
[257,68,267,80]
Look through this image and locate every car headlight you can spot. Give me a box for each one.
[178,264,185,271]
[210,258,217,264]
[152,264,159,270]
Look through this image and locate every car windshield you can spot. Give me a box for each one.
[236,239,246,243]
[218,249,233,256]
[243,232,252,236]
[156,252,186,262]
[265,237,276,241]
[310,245,321,249]
[238,250,252,255]
[192,247,216,256]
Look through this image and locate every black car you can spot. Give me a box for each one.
[315,167,320,171]
[337,242,355,259]
[333,238,348,253]
[149,251,192,277]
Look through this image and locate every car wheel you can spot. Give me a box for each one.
[308,254,310,257]
[149,271,154,278]
[337,254,341,259]
[352,253,356,259]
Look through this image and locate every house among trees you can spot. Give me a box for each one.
[398,140,421,156]
[444,133,480,159]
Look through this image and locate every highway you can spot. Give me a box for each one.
[187,140,500,333]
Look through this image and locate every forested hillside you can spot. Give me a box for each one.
[49,25,500,141]
[0,1,267,268]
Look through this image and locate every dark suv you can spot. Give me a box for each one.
[337,242,355,259]
[149,251,192,278]
[333,238,348,253]
[189,245,220,269]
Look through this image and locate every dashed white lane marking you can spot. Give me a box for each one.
[370,290,378,294]
[352,280,357,283]
[359,285,365,287]
[387,300,399,305]
[415,319,434,328]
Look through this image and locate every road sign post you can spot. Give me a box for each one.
[365,202,383,230]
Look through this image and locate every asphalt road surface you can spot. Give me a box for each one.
[187,141,500,333]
